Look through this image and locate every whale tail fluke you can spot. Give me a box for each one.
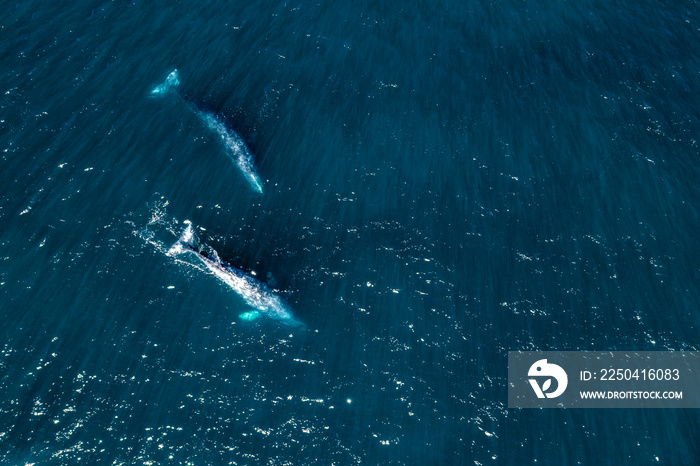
[167,222,196,256]
[151,69,180,96]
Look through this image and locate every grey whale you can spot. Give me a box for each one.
[151,70,264,193]
[168,224,301,326]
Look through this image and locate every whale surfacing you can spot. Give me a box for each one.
[197,110,264,193]
[151,69,263,193]
[168,224,300,326]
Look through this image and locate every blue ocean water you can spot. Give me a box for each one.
[1,0,699,464]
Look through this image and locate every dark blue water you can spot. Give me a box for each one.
[2,0,699,464]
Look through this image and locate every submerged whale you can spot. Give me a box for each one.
[168,224,301,326]
[151,70,264,193]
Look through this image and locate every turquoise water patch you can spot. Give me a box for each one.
[238,310,262,321]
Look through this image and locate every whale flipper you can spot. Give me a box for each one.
[151,69,180,95]
[239,310,262,321]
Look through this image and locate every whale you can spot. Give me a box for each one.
[168,224,301,326]
[151,70,264,193]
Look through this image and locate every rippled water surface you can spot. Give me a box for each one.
[1,0,699,464]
